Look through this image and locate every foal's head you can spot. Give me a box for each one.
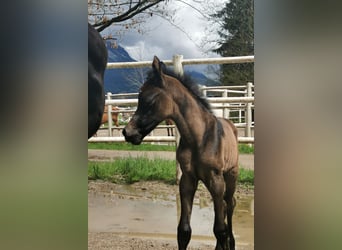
[123,56,174,145]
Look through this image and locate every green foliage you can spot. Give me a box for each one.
[212,0,254,85]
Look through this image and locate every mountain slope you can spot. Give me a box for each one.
[104,43,218,93]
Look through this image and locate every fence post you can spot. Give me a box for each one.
[223,90,230,119]
[172,54,183,184]
[172,54,184,76]
[239,103,242,123]
[107,92,113,137]
[245,82,252,139]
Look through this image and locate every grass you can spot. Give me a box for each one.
[88,158,254,186]
[238,144,254,154]
[88,142,254,154]
[88,157,176,184]
[238,168,254,185]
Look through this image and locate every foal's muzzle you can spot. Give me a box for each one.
[122,125,143,145]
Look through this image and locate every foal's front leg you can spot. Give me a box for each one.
[177,173,198,250]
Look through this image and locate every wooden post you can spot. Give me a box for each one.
[107,92,113,137]
[223,90,230,119]
[239,103,242,123]
[245,82,253,139]
[172,54,184,76]
[172,54,183,184]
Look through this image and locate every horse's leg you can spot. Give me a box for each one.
[226,194,236,250]
[114,114,119,127]
[177,172,198,250]
[204,171,229,250]
[166,119,174,137]
[224,168,238,250]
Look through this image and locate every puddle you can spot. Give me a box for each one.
[88,182,254,248]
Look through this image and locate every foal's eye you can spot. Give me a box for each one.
[144,96,157,107]
[146,101,155,111]
[138,92,159,110]
[140,99,153,110]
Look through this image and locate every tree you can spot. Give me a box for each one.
[88,0,213,38]
[88,0,174,32]
[211,0,254,85]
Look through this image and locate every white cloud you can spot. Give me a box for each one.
[104,1,223,61]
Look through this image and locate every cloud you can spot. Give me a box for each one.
[103,1,221,61]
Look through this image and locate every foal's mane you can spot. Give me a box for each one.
[147,64,212,113]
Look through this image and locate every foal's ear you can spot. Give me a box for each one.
[152,56,165,77]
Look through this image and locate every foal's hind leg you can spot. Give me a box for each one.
[177,173,198,250]
[204,171,229,250]
[224,167,238,250]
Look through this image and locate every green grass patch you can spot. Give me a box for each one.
[88,157,254,186]
[88,157,176,184]
[89,142,254,154]
[238,144,254,154]
[238,168,254,185]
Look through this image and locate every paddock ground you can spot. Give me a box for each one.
[88,149,253,170]
[88,180,254,250]
[88,128,254,250]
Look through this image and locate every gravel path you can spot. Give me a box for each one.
[88,149,254,170]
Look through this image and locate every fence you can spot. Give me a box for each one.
[88,55,254,144]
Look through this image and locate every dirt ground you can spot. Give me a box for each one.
[88,180,254,250]
[88,149,254,170]
[89,232,215,250]
[88,138,254,250]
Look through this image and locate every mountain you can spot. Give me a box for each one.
[104,42,219,94]
[103,41,142,94]
[185,70,219,87]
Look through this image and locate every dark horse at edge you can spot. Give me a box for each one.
[88,23,108,138]
[123,56,239,250]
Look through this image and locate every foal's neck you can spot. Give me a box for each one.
[170,83,215,146]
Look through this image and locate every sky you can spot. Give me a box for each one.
[101,0,225,62]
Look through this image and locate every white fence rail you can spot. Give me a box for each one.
[106,55,254,69]
[89,55,254,144]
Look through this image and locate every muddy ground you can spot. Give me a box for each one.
[88,180,254,250]
[88,128,254,250]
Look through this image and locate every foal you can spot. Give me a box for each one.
[123,56,239,250]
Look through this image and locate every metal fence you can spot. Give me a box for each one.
[88,55,254,144]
